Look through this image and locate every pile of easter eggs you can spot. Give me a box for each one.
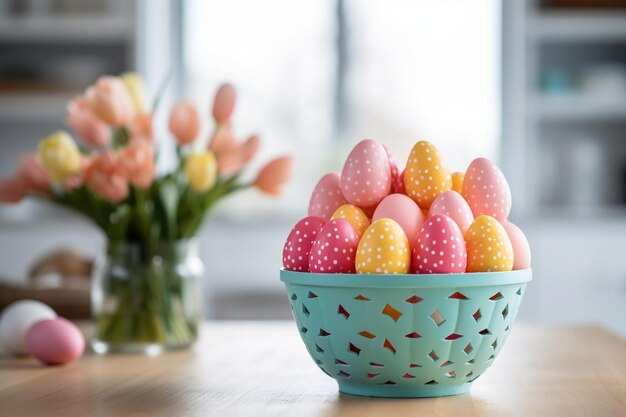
[282,139,530,274]
[0,300,84,365]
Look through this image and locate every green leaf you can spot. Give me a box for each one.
[158,178,179,241]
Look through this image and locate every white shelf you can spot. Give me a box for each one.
[0,91,81,121]
[532,95,626,121]
[530,11,626,42]
[0,15,133,44]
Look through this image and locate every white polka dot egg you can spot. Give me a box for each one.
[465,215,514,272]
[331,204,370,236]
[340,139,391,208]
[404,141,452,210]
[356,218,410,274]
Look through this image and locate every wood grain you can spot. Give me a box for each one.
[0,322,624,417]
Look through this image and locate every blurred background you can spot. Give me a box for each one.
[0,0,624,336]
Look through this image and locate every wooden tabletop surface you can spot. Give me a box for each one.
[0,322,624,417]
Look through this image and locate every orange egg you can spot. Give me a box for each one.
[451,171,464,193]
[404,141,452,210]
[331,204,370,236]
[356,218,410,274]
[465,215,514,272]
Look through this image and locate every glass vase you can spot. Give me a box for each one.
[91,239,203,354]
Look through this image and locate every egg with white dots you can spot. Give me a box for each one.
[465,215,514,272]
[356,218,410,274]
[282,216,326,272]
[404,141,452,210]
[309,219,360,273]
[461,157,512,221]
[308,172,348,222]
[331,204,370,236]
[412,214,467,274]
[428,190,474,235]
[340,139,391,208]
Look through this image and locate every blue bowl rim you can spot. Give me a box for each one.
[280,268,532,289]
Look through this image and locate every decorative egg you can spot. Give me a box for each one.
[452,171,464,193]
[0,300,56,355]
[461,157,512,221]
[392,168,406,194]
[309,219,359,273]
[465,215,514,272]
[282,216,326,272]
[372,193,424,244]
[25,318,84,365]
[428,190,474,235]
[384,145,401,193]
[404,141,452,210]
[331,204,370,236]
[308,172,348,222]
[412,214,467,274]
[356,218,410,274]
[502,220,531,270]
[341,139,391,207]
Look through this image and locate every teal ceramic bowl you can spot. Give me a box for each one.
[281,269,531,398]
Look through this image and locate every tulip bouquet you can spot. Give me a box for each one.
[0,74,293,351]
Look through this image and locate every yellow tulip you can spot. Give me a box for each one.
[185,152,217,192]
[121,72,146,114]
[37,131,81,182]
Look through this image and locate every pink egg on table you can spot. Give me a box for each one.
[412,214,467,274]
[428,190,474,235]
[283,216,326,272]
[372,193,424,244]
[308,173,348,222]
[25,318,84,365]
[461,157,512,221]
[502,220,531,270]
[309,219,359,273]
[341,139,391,208]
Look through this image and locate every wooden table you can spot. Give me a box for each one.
[0,322,624,417]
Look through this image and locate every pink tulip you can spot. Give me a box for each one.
[15,154,50,194]
[85,152,129,203]
[66,97,111,147]
[212,83,236,124]
[85,76,136,127]
[119,141,156,189]
[128,113,154,143]
[169,101,200,145]
[241,134,260,164]
[209,125,244,176]
[0,177,25,204]
[254,156,293,196]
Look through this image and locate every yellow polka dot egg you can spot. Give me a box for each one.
[356,218,410,274]
[331,204,370,236]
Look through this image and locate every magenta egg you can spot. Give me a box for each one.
[25,318,84,366]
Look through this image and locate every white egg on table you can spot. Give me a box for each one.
[0,300,57,355]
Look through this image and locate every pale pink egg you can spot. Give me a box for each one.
[428,190,474,235]
[461,157,512,221]
[341,139,391,207]
[282,216,325,272]
[502,220,531,270]
[25,318,84,365]
[308,173,348,222]
[309,219,359,273]
[372,193,424,244]
[412,214,467,274]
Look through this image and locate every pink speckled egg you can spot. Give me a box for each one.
[308,173,348,222]
[372,194,424,244]
[392,168,406,195]
[502,220,531,270]
[341,139,391,207]
[461,158,512,221]
[384,145,401,193]
[428,190,474,235]
[283,216,326,272]
[309,219,359,273]
[25,318,84,365]
[412,214,467,274]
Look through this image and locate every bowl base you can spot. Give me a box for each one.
[338,382,471,398]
